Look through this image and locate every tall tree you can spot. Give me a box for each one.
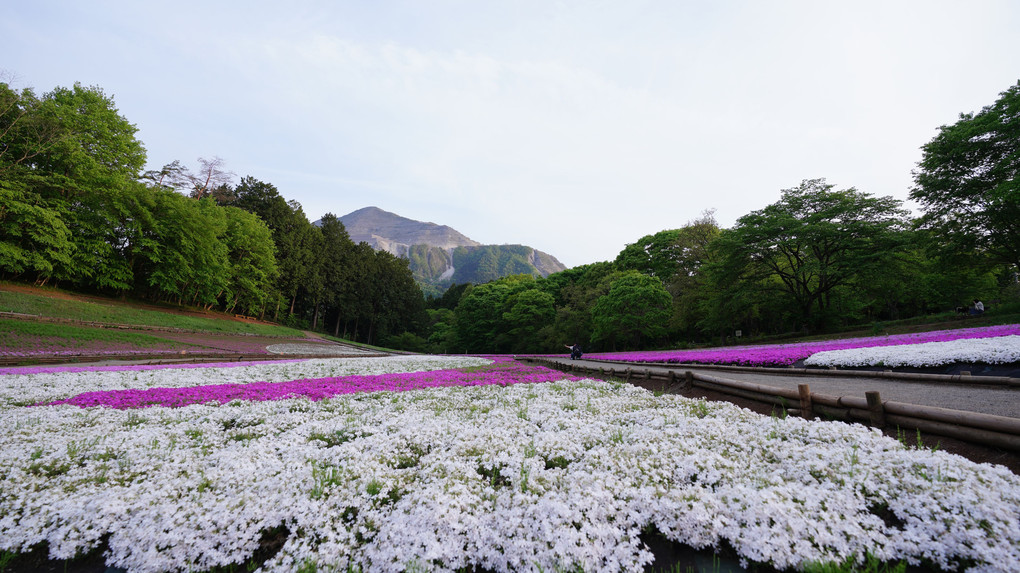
[317,213,356,337]
[0,83,62,177]
[710,179,909,332]
[221,206,278,315]
[0,183,73,281]
[231,176,318,319]
[591,271,672,350]
[911,80,1020,269]
[615,210,720,335]
[13,83,148,290]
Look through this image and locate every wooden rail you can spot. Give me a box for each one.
[522,358,1020,452]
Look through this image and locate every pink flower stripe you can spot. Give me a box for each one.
[586,324,1020,367]
[41,357,584,410]
[0,359,307,377]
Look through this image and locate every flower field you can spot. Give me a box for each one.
[587,324,1020,368]
[2,351,1019,572]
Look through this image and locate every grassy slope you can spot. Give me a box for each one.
[0,284,304,337]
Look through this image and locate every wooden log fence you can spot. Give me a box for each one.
[523,358,1020,452]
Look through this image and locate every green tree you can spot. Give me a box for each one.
[616,210,720,336]
[138,191,229,306]
[0,83,61,178]
[545,262,617,351]
[317,213,356,337]
[911,80,1020,269]
[232,176,318,320]
[363,250,426,345]
[711,179,909,332]
[221,206,278,315]
[0,182,73,280]
[591,271,672,350]
[500,288,555,353]
[425,307,459,353]
[23,83,148,290]
[453,275,538,352]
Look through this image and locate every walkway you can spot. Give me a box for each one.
[542,358,1020,420]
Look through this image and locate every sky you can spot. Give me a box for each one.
[3,1,1019,268]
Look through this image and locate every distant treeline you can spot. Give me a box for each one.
[2,79,1018,353]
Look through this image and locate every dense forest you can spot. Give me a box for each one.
[2,79,1018,353]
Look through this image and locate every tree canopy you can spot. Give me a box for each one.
[911,80,1020,269]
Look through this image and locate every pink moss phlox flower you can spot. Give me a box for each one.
[586,324,1020,367]
[41,356,583,410]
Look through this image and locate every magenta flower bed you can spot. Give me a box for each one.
[587,324,1020,367]
[43,357,584,410]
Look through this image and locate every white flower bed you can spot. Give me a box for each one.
[0,355,490,408]
[804,335,1020,368]
[1,358,1018,572]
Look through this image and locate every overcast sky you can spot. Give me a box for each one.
[4,1,1018,268]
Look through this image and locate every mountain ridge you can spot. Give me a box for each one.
[318,207,568,296]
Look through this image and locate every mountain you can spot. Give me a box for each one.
[338,206,480,254]
[323,207,568,296]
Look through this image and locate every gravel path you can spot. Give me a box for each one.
[553,358,1020,419]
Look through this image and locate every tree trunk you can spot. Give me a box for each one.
[334,312,342,338]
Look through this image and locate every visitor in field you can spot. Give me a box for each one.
[971,299,985,315]
[564,343,582,360]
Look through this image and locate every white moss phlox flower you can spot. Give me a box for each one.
[804,335,1020,368]
[1,357,1018,572]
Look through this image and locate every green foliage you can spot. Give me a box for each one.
[911,80,1020,269]
[591,271,672,350]
[801,552,906,573]
[702,179,910,334]
[221,206,278,315]
[451,245,543,284]
[0,183,73,278]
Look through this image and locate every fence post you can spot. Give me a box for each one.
[798,384,813,420]
[684,371,694,392]
[866,391,886,428]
